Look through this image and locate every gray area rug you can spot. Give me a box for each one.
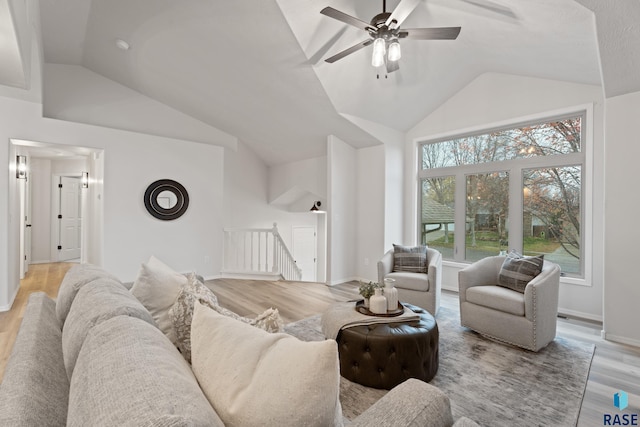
[284,306,594,427]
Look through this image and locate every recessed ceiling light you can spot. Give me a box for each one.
[115,39,130,51]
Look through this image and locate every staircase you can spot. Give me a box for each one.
[222,223,302,281]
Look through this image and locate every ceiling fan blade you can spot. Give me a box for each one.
[399,27,461,40]
[385,0,421,28]
[325,39,374,63]
[320,7,376,32]
[386,59,400,74]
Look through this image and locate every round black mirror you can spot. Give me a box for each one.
[144,179,189,220]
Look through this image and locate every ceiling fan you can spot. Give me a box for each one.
[320,0,461,73]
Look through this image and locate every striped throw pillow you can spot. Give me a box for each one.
[392,244,428,273]
[497,250,544,293]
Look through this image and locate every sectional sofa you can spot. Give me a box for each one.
[0,263,477,426]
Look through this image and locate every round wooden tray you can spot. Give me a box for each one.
[355,300,405,317]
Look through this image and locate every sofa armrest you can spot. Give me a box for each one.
[377,250,394,284]
[0,292,69,426]
[350,379,454,427]
[524,261,561,323]
[427,249,443,311]
[458,256,504,302]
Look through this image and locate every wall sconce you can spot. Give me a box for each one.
[310,201,322,212]
[81,172,89,188]
[16,155,27,179]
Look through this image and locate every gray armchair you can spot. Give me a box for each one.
[458,256,561,352]
[377,247,443,316]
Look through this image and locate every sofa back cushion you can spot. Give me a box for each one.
[68,315,223,427]
[62,278,156,379]
[56,264,121,325]
[191,302,343,427]
[0,293,69,427]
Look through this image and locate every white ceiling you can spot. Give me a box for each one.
[0,0,26,88]
[7,0,640,165]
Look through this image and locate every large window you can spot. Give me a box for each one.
[419,114,584,277]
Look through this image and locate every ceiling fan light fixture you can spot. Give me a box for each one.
[388,39,401,61]
[371,37,386,67]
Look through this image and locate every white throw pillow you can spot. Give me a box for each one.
[130,256,187,345]
[191,302,343,427]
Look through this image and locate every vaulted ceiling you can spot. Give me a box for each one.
[3,0,640,165]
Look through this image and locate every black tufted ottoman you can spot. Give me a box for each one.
[335,303,438,390]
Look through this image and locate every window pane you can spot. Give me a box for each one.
[523,166,581,275]
[420,116,582,169]
[466,172,509,262]
[421,177,455,259]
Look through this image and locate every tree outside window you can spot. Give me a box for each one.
[419,114,583,277]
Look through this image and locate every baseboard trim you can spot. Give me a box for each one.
[0,283,20,312]
[219,272,283,281]
[557,308,602,323]
[603,333,640,348]
[328,276,365,286]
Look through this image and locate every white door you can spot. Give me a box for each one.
[24,174,32,273]
[57,176,82,261]
[18,176,27,278]
[293,227,316,282]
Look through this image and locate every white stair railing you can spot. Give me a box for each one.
[222,223,302,281]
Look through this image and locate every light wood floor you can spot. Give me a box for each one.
[2,263,639,426]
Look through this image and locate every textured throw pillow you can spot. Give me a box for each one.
[208,304,284,333]
[169,274,283,363]
[169,273,219,362]
[497,250,544,293]
[191,302,343,427]
[392,244,428,273]
[130,256,187,345]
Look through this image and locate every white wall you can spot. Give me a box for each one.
[269,156,327,204]
[29,158,52,263]
[356,145,385,281]
[222,140,322,279]
[603,90,640,346]
[1,95,229,310]
[384,140,405,251]
[405,72,605,320]
[327,135,357,285]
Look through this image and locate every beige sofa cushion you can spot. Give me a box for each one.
[384,271,430,292]
[191,302,343,427]
[0,293,69,427]
[466,285,525,316]
[130,256,187,345]
[62,278,155,379]
[68,315,223,427]
[56,264,121,325]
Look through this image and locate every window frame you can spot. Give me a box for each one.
[416,107,592,285]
